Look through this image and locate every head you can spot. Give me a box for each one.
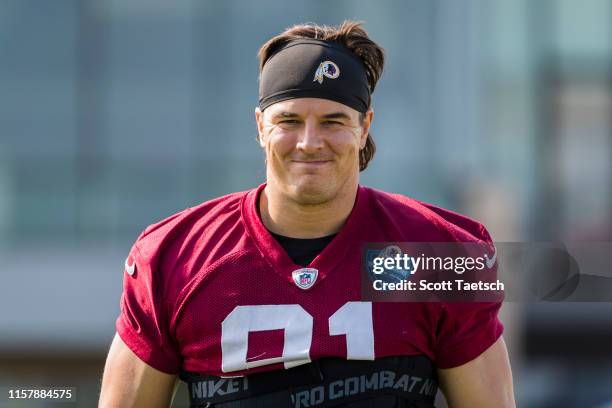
[255,21,385,205]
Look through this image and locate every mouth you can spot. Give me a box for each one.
[291,160,333,167]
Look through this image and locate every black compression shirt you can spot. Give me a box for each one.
[269,231,336,266]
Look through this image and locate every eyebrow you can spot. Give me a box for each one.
[322,112,351,121]
[270,111,352,121]
[271,112,300,120]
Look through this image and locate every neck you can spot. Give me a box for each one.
[259,182,358,239]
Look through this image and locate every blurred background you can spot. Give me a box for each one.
[1,0,611,406]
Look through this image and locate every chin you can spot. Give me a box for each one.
[289,179,338,205]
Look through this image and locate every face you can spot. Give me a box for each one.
[256,98,373,205]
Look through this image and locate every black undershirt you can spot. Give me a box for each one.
[269,231,336,266]
[257,192,336,266]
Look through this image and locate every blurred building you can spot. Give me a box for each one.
[0,0,611,407]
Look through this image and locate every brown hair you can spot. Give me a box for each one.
[258,21,385,171]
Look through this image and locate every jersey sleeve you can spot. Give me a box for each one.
[434,300,503,369]
[434,237,504,368]
[115,236,182,374]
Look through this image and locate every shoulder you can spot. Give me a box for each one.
[363,186,493,243]
[134,189,248,256]
[126,188,252,300]
[123,188,254,311]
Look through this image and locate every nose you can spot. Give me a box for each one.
[296,119,324,153]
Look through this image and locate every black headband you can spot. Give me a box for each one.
[259,39,370,113]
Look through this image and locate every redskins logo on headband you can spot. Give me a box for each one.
[259,39,369,112]
[313,60,340,84]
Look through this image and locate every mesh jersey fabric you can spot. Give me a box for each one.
[115,183,503,376]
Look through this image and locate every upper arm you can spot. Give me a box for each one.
[99,333,178,408]
[437,336,515,408]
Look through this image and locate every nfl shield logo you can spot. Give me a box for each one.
[292,268,318,290]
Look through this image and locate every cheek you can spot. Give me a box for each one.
[265,130,296,159]
[326,129,361,157]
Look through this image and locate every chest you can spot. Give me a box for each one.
[173,253,437,376]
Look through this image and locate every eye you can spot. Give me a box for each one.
[276,119,301,128]
[322,120,342,126]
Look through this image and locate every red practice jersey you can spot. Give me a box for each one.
[116,184,503,377]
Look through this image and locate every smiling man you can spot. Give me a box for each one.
[256,97,370,239]
[100,21,515,407]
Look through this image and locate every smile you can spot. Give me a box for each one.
[291,160,332,166]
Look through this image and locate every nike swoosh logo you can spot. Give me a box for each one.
[484,248,497,269]
[125,256,136,276]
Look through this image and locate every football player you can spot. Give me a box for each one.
[100,21,515,407]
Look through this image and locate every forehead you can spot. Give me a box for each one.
[264,98,358,118]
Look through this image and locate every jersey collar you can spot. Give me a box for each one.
[241,183,369,287]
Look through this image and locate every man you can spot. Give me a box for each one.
[100,21,515,407]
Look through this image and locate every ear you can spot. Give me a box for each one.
[359,109,374,149]
[255,107,266,147]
